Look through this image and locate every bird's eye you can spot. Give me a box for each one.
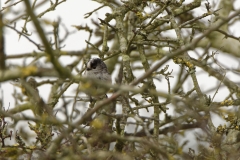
[91,60,98,69]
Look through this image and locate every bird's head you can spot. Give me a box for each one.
[86,58,108,72]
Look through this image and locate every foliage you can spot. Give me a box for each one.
[0,0,240,159]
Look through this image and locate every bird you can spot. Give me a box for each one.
[12,77,52,116]
[83,58,115,150]
[83,58,112,100]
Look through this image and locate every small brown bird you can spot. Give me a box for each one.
[12,77,52,116]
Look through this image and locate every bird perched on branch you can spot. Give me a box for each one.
[12,77,52,116]
[82,58,112,100]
